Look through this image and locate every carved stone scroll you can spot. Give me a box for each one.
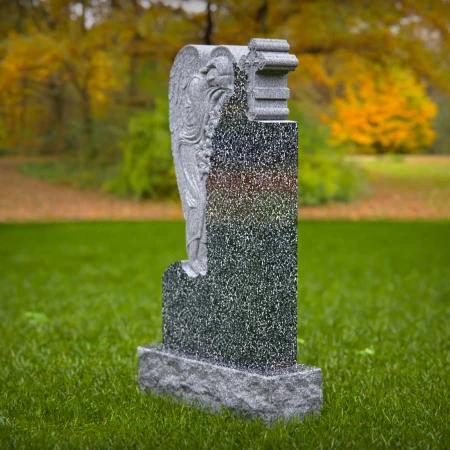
[241,38,298,121]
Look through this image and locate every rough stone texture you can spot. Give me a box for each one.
[138,345,322,422]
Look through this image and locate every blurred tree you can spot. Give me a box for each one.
[104,98,177,199]
[203,0,450,93]
[328,67,437,154]
[0,0,449,202]
[202,0,449,153]
[100,0,195,106]
[0,32,64,153]
[432,93,450,154]
[0,0,126,160]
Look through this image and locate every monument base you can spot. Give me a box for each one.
[138,345,322,422]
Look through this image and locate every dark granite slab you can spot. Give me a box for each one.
[162,66,298,372]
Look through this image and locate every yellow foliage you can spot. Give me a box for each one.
[327,67,438,154]
[0,24,125,150]
[0,33,61,87]
[0,0,447,156]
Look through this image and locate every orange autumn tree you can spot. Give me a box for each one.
[0,31,65,153]
[0,29,124,158]
[328,67,437,154]
[201,0,448,154]
[0,1,126,159]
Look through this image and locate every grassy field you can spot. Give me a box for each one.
[18,162,120,190]
[0,221,449,449]
[353,155,450,187]
[295,155,450,220]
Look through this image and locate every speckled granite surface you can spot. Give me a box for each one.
[138,39,322,421]
[163,61,298,373]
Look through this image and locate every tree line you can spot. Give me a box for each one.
[0,1,449,164]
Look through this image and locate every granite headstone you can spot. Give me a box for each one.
[138,38,322,421]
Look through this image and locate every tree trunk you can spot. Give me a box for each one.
[49,75,67,154]
[128,47,139,105]
[127,1,143,107]
[256,1,268,35]
[18,78,27,155]
[80,89,94,164]
[204,0,214,45]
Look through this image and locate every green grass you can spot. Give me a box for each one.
[18,162,120,190]
[353,155,450,189]
[1,221,449,449]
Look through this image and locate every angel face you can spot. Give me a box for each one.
[201,56,234,91]
[206,67,220,86]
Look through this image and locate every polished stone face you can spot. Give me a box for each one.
[162,65,298,373]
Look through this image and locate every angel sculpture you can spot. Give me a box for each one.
[169,53,234,278]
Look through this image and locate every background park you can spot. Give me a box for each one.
[0,0,449,448]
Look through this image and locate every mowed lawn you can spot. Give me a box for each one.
[357,155,450,211]
[0,221,449,449]
[299,155,450,220]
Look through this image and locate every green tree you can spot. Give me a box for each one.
[105,99,177,199]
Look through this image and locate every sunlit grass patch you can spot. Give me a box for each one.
[352,155,450,186]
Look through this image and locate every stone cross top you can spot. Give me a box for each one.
[243,38,298,121]
[138,38,323,422]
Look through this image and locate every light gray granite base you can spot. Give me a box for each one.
[138,345,322,422]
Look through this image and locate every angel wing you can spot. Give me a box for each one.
[169,46,202,136]
[169,46,202,212]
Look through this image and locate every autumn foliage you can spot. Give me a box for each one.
[328,67,438,154]
[0,0,448,161]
